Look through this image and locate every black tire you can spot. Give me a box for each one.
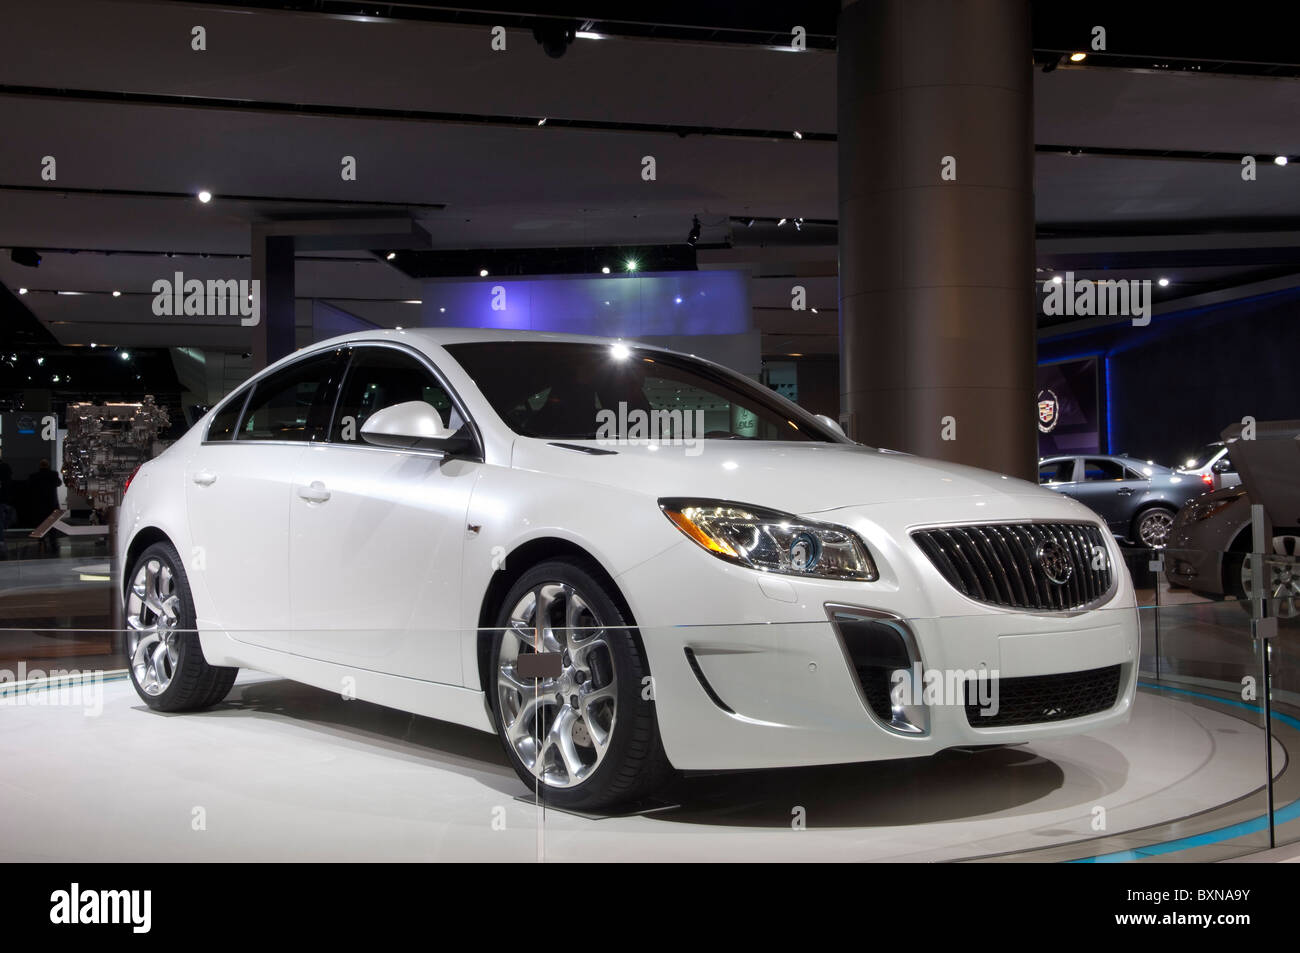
[125,541,238,711]
[488,558,672,810]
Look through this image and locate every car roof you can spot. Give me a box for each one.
[300,326,675,350]
[1039,454,1169,470]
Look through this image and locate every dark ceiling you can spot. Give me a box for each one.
[2,0,1299,355]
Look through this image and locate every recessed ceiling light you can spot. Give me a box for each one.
[1275,156,1289,166]
[537,118,547,126]
[18,288,27,294]
[777,218,787,227]
[625,259,638,272]
[112,290,121,297]
[1052,275,1063,284]
[479,268,489,277]
[439,307,446,313]
[386,252,396,260]
[601,266,610,274]
[197,190,212,203]
[1157,277,1170,287]
[793,130,802,139]
[1069,52,1087,62]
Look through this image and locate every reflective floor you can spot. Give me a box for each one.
[0,671,1291,862]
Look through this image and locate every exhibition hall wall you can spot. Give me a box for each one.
[1039,285,1300,465]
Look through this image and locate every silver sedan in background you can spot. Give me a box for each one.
[1038,454,1209,548]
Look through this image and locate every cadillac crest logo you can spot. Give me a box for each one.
[1035,539,1073,585]
[1036,389,1059,433]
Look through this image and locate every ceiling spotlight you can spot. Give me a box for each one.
[674,296,683,304]
[625,259,638,272]
[439,307,446,313]
[112,290,121,297]
[601,266,610,274]
[120,351,130,361]
[18,288,28,295]
[90,343,96,348]
[793,130,803,139]
[1158,277,1170,287]
[745,218,755,227]
[686,215,701,247]
[386,251,397,260]
[1052,275,1063,284]
[811,308,819,314]
[537,117,547,126]
[1069,52,1087,62]
[479,268,489,277]
[1275,156,1289,166]
[197,190,212,203]
[777,218,787,227]
[532,22,577,58]
[10,247,40,268]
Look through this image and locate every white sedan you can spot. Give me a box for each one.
[117,328,1140,808]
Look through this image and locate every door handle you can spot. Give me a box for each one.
[1116,486,1135,496]
[192,471,217,487]
[297,481,331,503]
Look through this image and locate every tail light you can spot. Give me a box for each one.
[1201,473,1214,488]
[123,463,144,495]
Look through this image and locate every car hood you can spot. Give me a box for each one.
[512,439,1071,516]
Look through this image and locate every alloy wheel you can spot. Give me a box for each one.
[126,557,182,695]
[496,582,618,788]
[1241,534,1300,619]
[1138,509,1174,548]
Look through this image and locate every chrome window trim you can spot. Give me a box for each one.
[199,339,484,460]
[200,346,346,446]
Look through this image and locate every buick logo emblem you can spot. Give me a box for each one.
[1036,540,1073,585]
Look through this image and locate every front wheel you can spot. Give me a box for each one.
[489,559,671,810]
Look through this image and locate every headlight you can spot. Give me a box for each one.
[658,498,878,581]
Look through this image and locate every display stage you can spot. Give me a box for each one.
[0,672,1290,862]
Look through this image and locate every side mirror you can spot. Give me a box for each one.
[360,401,474,455]
[814,414,848,439]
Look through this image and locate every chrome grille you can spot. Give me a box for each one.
[911,522,1113,611]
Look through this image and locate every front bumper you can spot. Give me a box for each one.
[617,499,1141,771]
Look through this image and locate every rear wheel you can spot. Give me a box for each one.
[488,559,671,810]
[125,541,238,711]
[1134,506,1176,549]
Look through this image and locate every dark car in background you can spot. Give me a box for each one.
[1038,454,1209,548]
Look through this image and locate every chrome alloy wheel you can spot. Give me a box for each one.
[1138,509,1174,548]
[496,583,618,788]
[126,557,183,695]
[1242,534,1300,619]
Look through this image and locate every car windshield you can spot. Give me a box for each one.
[445,341,838,442]
[1181,444,1222,469]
